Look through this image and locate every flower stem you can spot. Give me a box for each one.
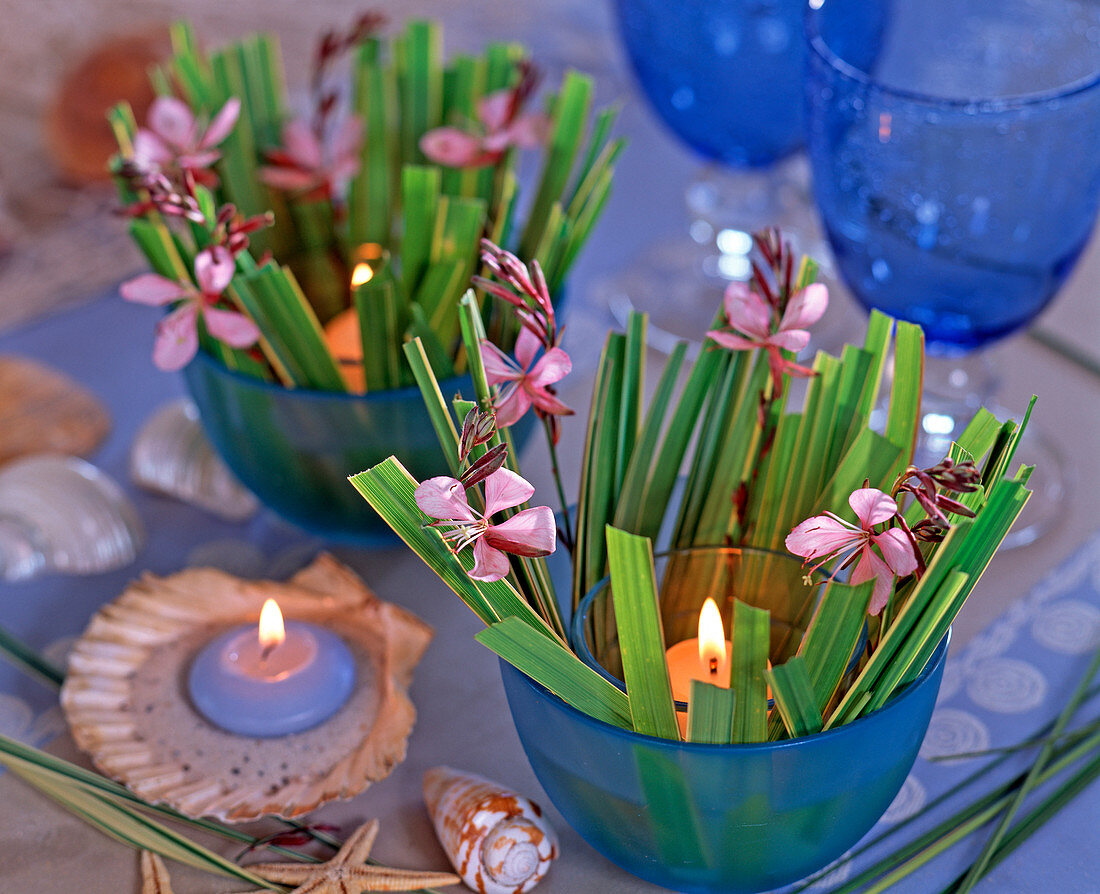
[543,415,574,552]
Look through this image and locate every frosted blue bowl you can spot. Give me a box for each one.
[184,351,533,545]
[501,547,948,893]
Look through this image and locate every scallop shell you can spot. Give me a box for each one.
[424,766,558,894]
[0,454,143,581]
[60,553,433,822]
[0,354,110,465]
[130,399,258,521]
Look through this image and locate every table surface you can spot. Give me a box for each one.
[3,3,1100,892]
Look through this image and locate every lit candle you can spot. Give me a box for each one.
[665,597,733,705]
[665,598,770,736]
[323,308,365,393]
[188,599,356,737]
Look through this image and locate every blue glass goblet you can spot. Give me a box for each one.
[805,0,1100,541]
[602,0,825,346]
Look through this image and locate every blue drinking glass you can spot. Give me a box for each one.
[602,0,824,346]
[805,0,1100,354]
[614,0,806,167]
[805,0,1100,544]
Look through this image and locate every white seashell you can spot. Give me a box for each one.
[0,455,144,581]
[424,766,558,894]
[130,399,258,522]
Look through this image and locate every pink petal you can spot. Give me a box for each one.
[527,386,573,418]
[785,515,860,561]
[470,537,511,581]
[527,346,571,389]
[203,307,260,348]
[259,166,321,192]
[483,467,535,517]
[850,547,895,616]
[723,282,773,340]
[848,488,898,528]
[148,96,197,149]
[419,128,484,167]
[767,329,811,353]
[484,506,556,557]
[494,387,532,428]
[152,304,199,371]
[780,283,829,332]
[332,115,364,164]
[478,89,513,132]
[200,97,241,148]
[194,247,235,296]
[120,274,188,306]
[502,113,549,148]
[707,329,762,352]
[873,527,920,577]
[514,327,540,372]
[480,340,522,385]
[132,130,173,168]
[415,476,477,522]
[282,119,323,169]
[177,149,222,170]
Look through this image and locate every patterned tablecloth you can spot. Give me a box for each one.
[2,293,1099,893]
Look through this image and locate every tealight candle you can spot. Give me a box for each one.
[188,599,356,737]
[665,598,770,737]
[665,598,732,736]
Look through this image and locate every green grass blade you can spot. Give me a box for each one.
[730,599,770,743]
[767,656,823,738]
[476,617,633,729]
[605,526,679,739]
[0,626,65,689]
[686,680,737,744]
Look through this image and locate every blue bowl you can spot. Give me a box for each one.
[184,351,533,545]
[502,546,947,893]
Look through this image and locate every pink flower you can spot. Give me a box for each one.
[480,328,572,428]
[785,487,919,615]
[420,83,548,168]
[707,281,828,393]
[415,468,556,581]
[132,96,240,176]
[259,117,363,200]
[120,247,260,371]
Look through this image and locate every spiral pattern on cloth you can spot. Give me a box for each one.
[966,658,1047,714]
[919,708,991,763]
[1031,599,1100,655]
[879,776,928,825]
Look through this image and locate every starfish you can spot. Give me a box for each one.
[234,820,461,893]
[140,851,177,894]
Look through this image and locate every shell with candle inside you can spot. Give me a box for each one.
[424,766,558,894]
[60,553,433,822]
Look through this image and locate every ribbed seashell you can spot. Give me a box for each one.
[0,455,144,581]
[130,399,258,521]
[0,354,111,465]
[424,766,558,894]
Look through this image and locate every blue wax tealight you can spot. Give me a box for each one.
[188,613,356,738]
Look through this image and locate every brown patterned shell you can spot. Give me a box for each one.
[0,355,110,465]
[424,766,558,894]
[60,554,433,822]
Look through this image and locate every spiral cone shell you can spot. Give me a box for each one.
[424,766,558,894]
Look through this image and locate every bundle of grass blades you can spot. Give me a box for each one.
[108,17,622,392]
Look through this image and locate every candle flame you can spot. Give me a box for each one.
[258,598,285,655]
[350,242,387,289]
[350,262,374,288]
[698,597,726,669]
